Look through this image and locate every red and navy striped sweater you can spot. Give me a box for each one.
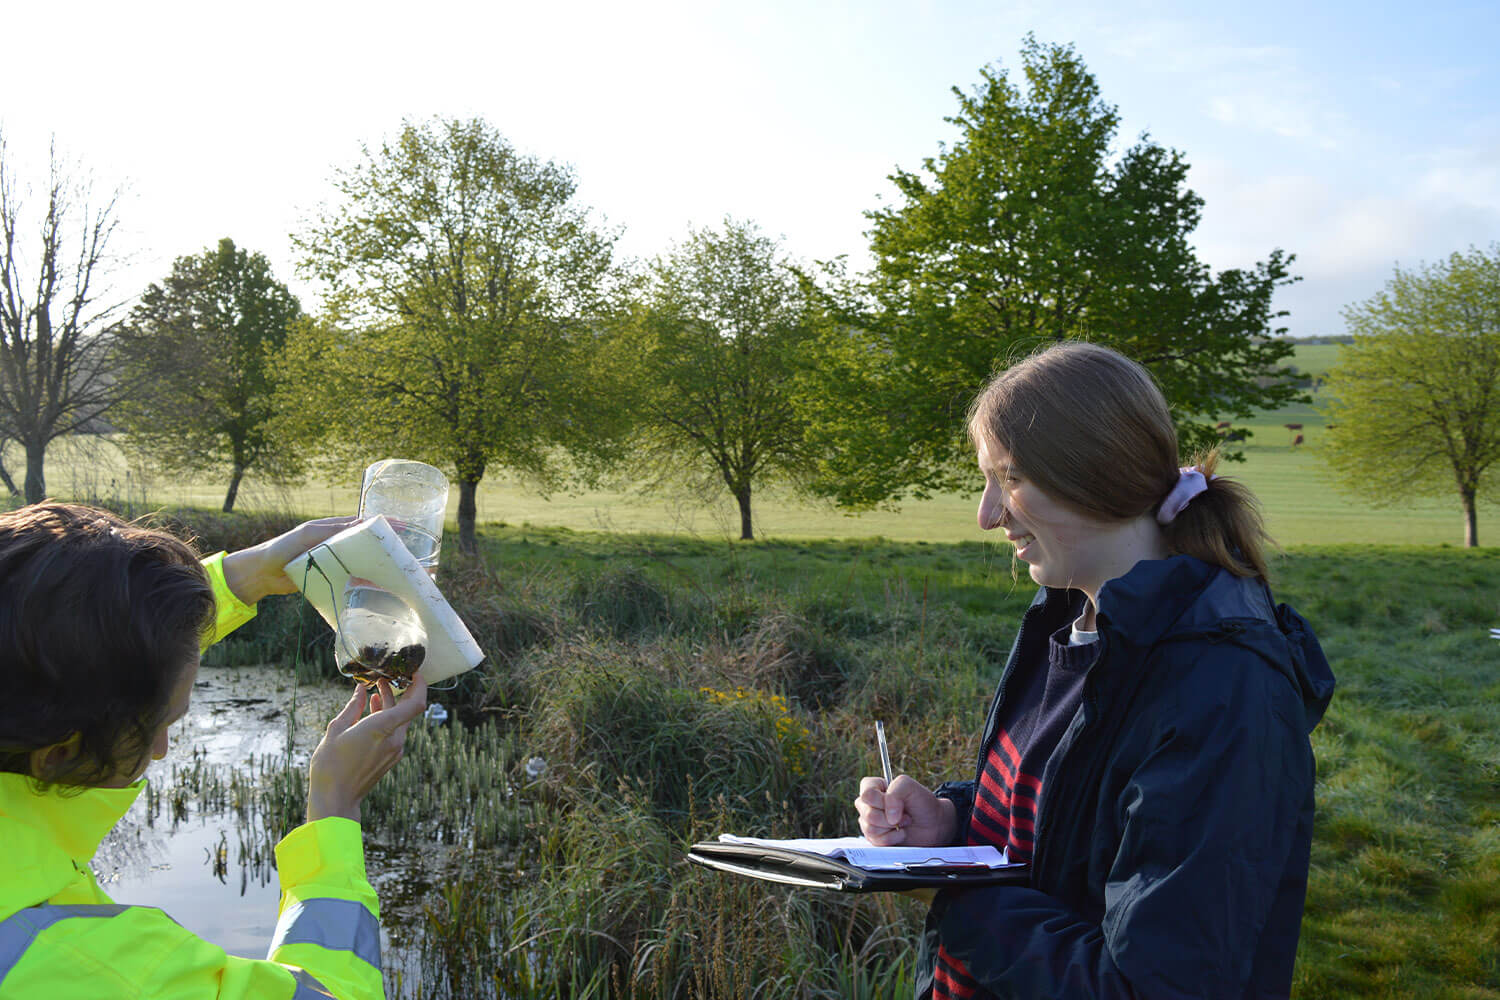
[933,625,1097,1000]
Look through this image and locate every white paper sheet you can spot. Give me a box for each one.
[716,834,1011,870]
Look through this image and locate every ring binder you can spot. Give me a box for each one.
[687,840,1029,893]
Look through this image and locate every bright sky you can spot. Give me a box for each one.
[3,0,1496,339]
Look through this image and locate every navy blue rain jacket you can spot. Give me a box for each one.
[920,555,1336,1000]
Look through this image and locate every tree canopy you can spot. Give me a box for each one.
[1322,244,1500,547]
[114,238,304,511]
[289,117,625,552]
[801,38,1302,508]
[614,218,816,539]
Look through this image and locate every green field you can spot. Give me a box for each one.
[1289,341,1347,379]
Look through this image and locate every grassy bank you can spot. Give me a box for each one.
[150,501,1500,999]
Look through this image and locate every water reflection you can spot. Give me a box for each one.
[94,666,346,958]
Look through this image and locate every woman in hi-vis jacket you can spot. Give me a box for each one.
[0,503,428,999]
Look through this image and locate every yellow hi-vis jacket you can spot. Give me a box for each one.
[0,552,384,999]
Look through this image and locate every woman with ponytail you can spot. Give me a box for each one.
[855,342,1335,1000]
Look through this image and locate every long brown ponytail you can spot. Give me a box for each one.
[1166,449,1270,579]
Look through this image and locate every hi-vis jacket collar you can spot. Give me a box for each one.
[1,774,142,863]
[0,774,144,915]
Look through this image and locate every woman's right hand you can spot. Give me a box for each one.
[306,673,429,824]
[221,515,360,606]
[854,774,958,847]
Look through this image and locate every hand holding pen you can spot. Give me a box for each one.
[853,721,959,848]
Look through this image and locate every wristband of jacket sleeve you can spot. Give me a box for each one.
[274,818,377,911]
[271,818,383,999]
[201,550,259,649]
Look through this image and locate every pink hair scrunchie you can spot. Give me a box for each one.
[1156,467,1213,525]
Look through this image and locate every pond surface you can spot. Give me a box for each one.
[94,666,357,959]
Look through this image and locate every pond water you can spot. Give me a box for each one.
[94,666,361,959]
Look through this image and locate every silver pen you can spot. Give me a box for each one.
[876,720,893,785]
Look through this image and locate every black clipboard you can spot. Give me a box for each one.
[688,840,1030,893]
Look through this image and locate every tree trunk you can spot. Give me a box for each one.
[1462,488,1478,548]
[0,456,17,497]
[23,440,46,504]
[737,484,754,541]
[223,463,245,513]
[458,477,479,554]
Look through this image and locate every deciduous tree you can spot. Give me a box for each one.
[1322,245,1500,547]
[802,38,1301,508]
[290,118,625,552]
[0,134,124,502]
[617,218,815,540]
[114,238,304,512]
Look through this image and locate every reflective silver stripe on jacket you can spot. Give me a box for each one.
[268,898,381,969]
[1,903,344,998]
[291,968,340,998]
[0,904,135,987]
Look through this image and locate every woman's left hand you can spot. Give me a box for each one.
[220,516,359,605]
[307,673,429,824]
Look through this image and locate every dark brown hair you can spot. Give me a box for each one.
[967,341,1270,579]
[0,503,215,787]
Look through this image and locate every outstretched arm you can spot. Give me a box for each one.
[201,516,358,648]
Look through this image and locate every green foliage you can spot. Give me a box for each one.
[361,721,531,850]
[569,564,674,639]
[1322,244,1500,546]
[528,639,810,822]
[612,218,819,538]
[801,38,1302,508]
[114,238,305,512]
[438,551,562,670]
[288,117,629,550]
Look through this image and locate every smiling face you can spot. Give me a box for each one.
[976,438,1117,594]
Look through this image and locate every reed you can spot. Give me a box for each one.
[362,721,532,850]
